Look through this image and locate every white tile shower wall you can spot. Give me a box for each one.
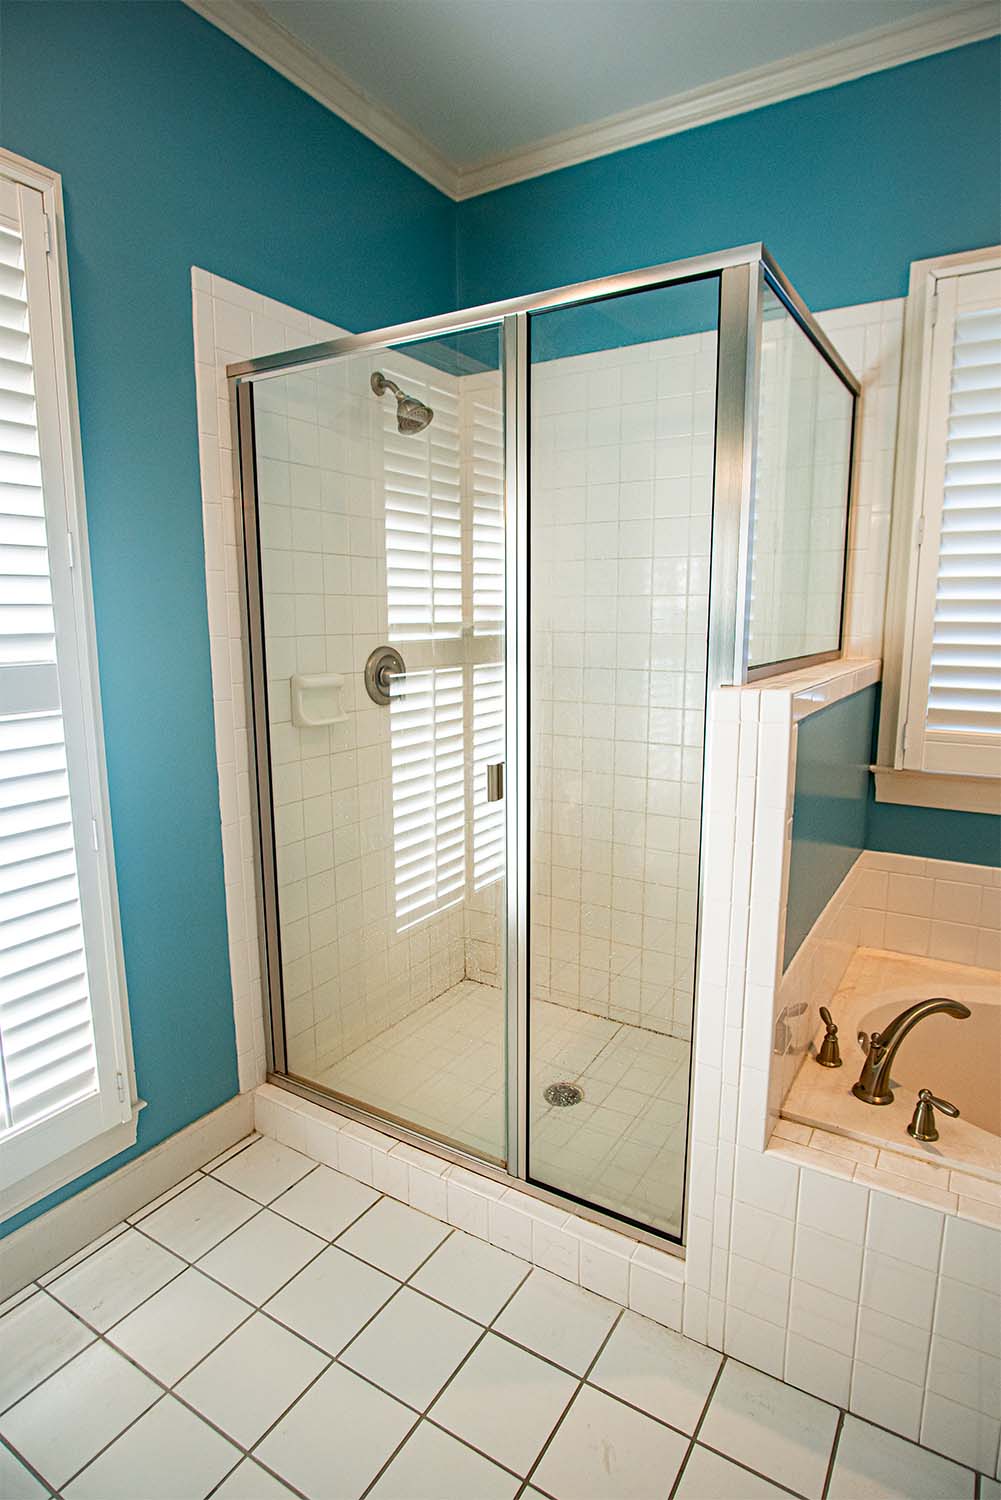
[692,660,1001,1477]
[192,276,504,1090]
[530,330,717,1041]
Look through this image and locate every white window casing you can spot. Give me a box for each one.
[0,150,136,1216]
[878,246,1001,810]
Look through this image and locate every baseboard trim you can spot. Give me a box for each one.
[0,1093,254,1295]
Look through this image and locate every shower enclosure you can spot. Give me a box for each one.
[230,245,859,1246]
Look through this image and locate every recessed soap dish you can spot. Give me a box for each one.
[290,673,347,728]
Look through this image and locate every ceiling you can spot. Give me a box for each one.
[192,0,998,195]
[257,0,945,162]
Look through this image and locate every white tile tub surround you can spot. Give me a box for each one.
[766,851,1001,1136]
[689,657,1001,1478]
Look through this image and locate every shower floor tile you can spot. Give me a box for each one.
[1,1136,988,1500]
[315,979,691,1234]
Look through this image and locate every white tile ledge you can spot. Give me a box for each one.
[253,1083,687,1333]
[714,657,881,723]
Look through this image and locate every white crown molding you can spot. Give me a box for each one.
[454,1,1001,198]
[184,0,998,204]
[183,0,459,197]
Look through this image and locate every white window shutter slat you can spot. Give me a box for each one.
[905,267,1001,779]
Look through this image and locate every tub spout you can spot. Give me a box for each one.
[852,997,971,1106]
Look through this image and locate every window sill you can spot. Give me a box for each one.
[871,766,1001,815]
[0,1101,146,1223]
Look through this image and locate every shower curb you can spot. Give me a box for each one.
[253,1082,691,1338]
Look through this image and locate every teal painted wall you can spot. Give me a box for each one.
[784,688,875,969]
[0,0,456,1234]
[457,39,1001,315]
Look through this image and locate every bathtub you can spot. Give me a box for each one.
[782,948,1001,1180]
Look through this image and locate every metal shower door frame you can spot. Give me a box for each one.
[230,244,861,1250]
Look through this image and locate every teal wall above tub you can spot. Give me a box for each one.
[784,688,876,969]
[867,795,1001,868]
[785,685,1000,968]
[0,0,456,1235]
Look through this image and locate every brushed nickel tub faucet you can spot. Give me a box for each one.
[852,997,971,1106]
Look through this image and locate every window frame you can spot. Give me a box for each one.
[0,149,137,1220]
[876,244,1001,813]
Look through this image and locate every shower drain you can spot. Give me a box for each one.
[544,1081,584,1107]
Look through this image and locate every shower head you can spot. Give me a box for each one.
[370,370,434,434]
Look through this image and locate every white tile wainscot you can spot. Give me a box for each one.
[689,655,1001,1480]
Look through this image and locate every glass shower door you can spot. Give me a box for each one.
[526,277,721,1238]
[246,324,509,1164]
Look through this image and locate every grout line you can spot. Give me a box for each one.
[666,1352,728,1500]
[0,1433,58,1499]
[693,1439,812,1498]
[516,1299,626,1494]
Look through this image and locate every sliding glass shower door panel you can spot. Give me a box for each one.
[526,278,720,1238]
[249,325,508,1163]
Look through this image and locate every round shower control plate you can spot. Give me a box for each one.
[365,645,406,706]
[544,1082,583,1107]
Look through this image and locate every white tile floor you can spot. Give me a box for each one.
[0,1134,990,1500]
[317,980,691,1235]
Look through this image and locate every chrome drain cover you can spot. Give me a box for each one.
[544,1081,583,1107]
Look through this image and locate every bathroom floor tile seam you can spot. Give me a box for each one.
[0,1136,989,1500]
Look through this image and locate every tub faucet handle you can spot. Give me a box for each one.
[816,1007,842,1068]
[907,1088,960,1144]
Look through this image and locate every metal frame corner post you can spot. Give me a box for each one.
[710,260,761,691]
[234,377,288,1077]
[503,312,529,1179]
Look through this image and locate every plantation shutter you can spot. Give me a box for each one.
[467,386,506,889]
[382,368,468,927]
[0,170,130,1190]
[905,267,1001,778]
